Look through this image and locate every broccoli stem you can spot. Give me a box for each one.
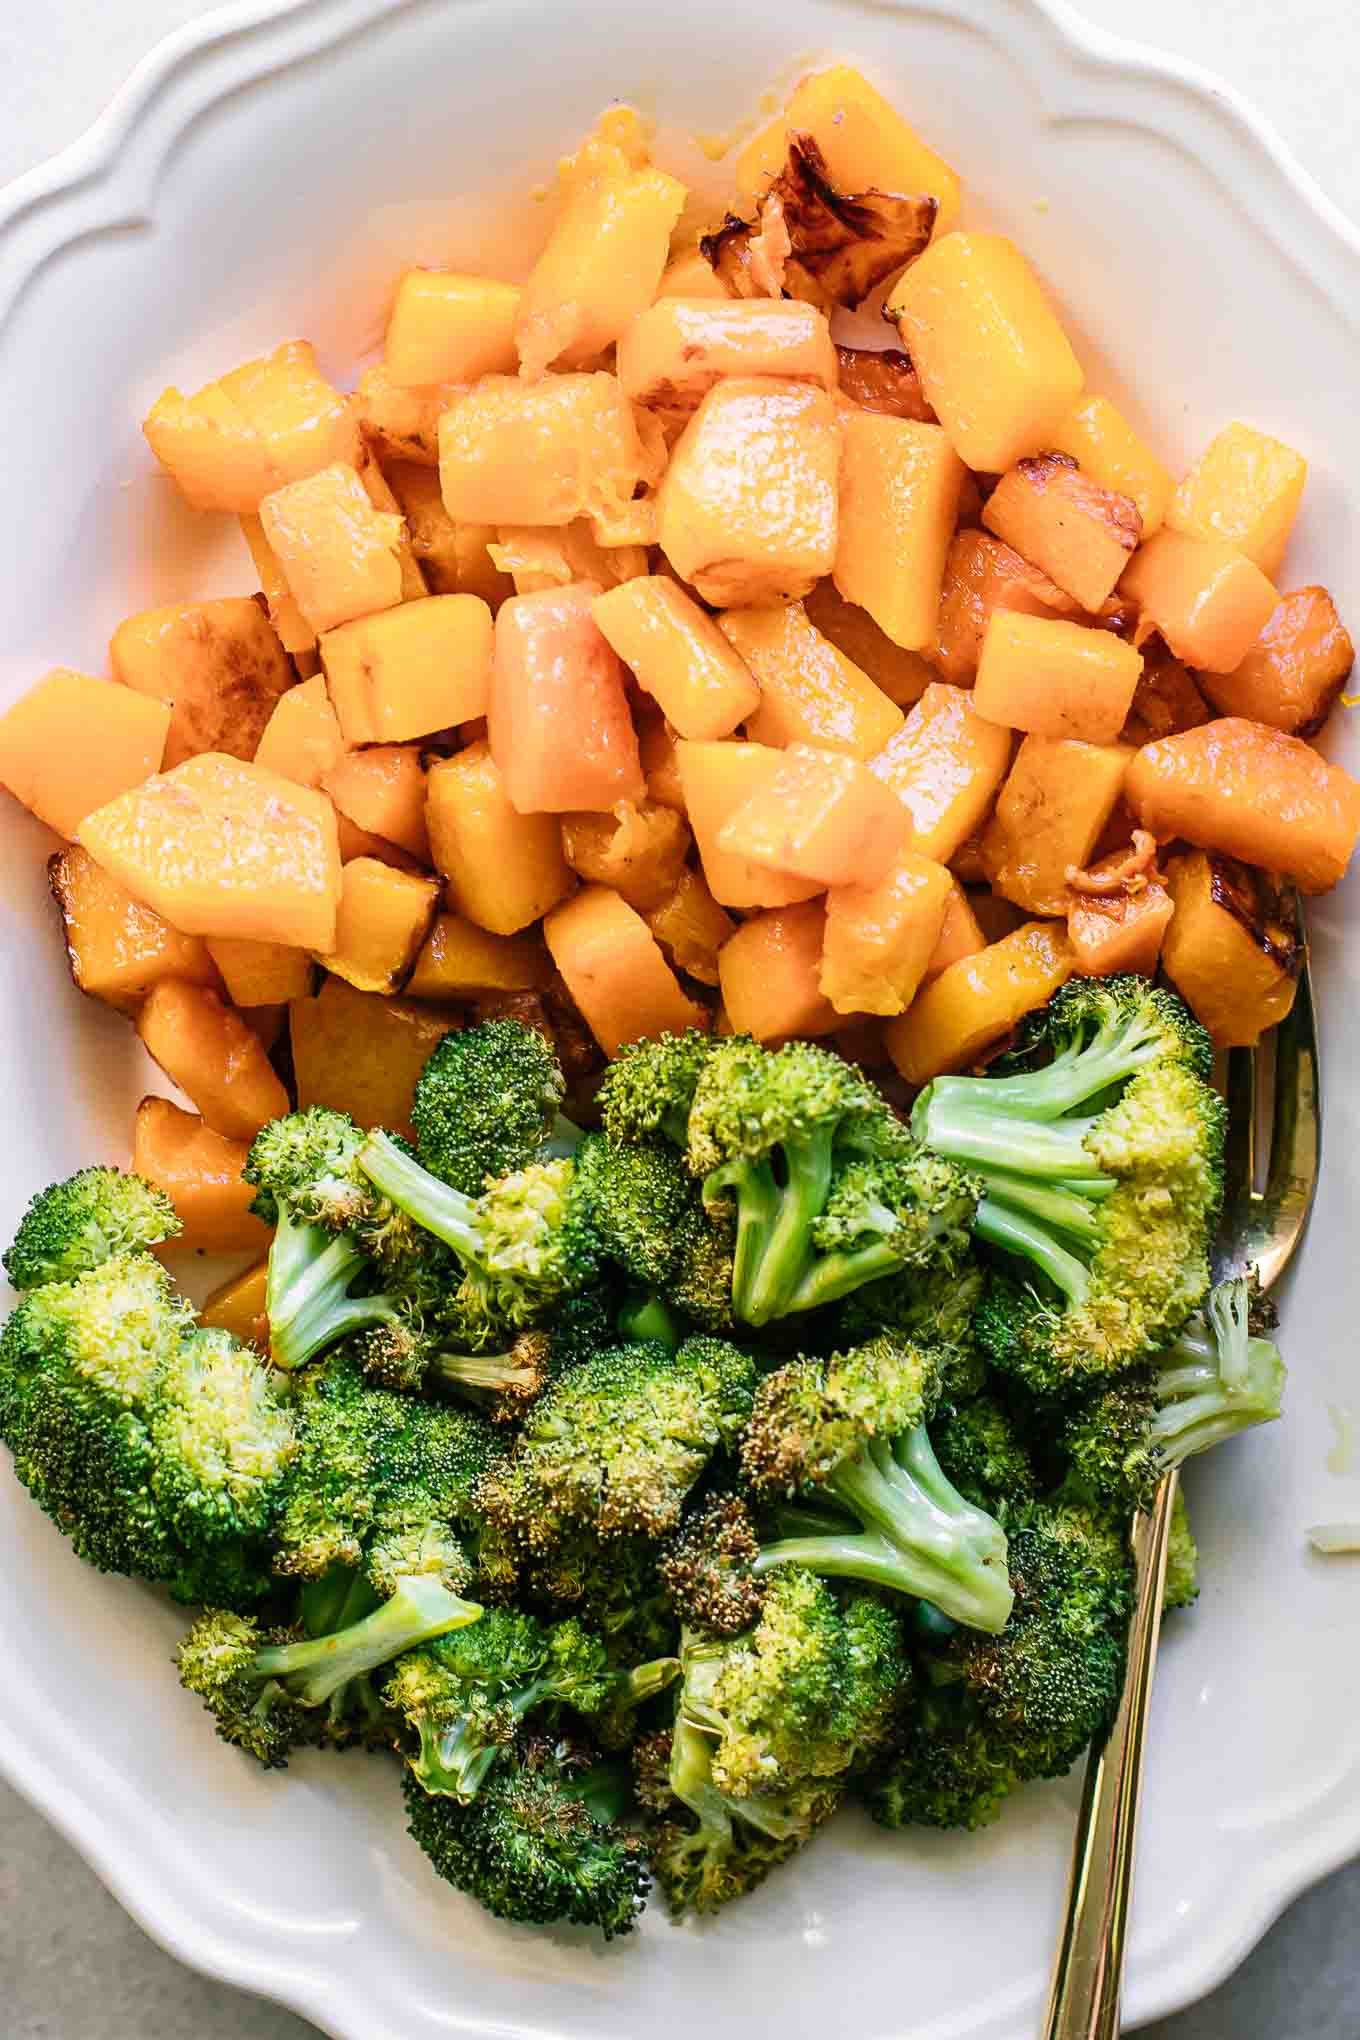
[254,1577,483,1708]
[745,1127,836,1323]
[916,1012,1166,1128]
[1148,1278,1285,1462]
[267,1211,401,1371]
[972,1196,1092,1305]
[974,1169,1112,1243]
[617,1295,682,1348]
[913,1094,1104,1179]
[431,1350,538,1398]
[704,1157,780,1323]
[784,1239,907,1315]
[359,1132,485,1261]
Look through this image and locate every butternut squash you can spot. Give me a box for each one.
[143,341,360,513]
[638,707,686,813]
[560,800,692,911]
[931,529,1076,683]
[425,740,574,934]
[322,745,430,861]
[1167,422,1307,577]
[592,578,760,740]
[316,856,441,994]
[834,413,963,651]
[320,593,492,746]
[868,683,1013,863]
[922,882,987,982]
[674,740,823,910]
[205,935,315,1009]
[617,297,837,411]
[820,849,953,1017]
[657,379,840,607]
[48,845,220,1013]
[1161,850,1302,1046]
[490,522,648,599]
[110,597,293,769]
[137,980,288,1141]
[980,737,1131,916]
[656,247,733,300]
[1125,717,1360,894]
[290,974,459,1137]
[982,453,1141,612]
[887,234,1084,473]
[718,744,908,888]
[385,271,521,386]
[544,885,708,1056]
[405,913,550,1001]
[1120,647,1211,747]
[132,1096,272,1255]
[803,581,935,707]
[1118,530,1278,673]
[0,669,170,839]
[259,462,405,635]
[717,901,838,1042]
[240,513,316,657]
[1049,395,1174,537]
[644,868,735,987]
[253,674,347,787]
[834,348,935,423]
[974,610,1143,744]
[884,921,1074,1085]
[199,1258,270,1353]
[490,583,644,814]
[722,602,904,758]
[439,372,656,534]
[77,753,341,950]
[1199,586,1353,736]
[384,461,514,606]
[353,363,462,466]
[1066,852,1174,979]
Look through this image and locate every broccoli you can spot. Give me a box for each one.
[422,1331,554,1421]
[913,978,1226,1395]
[3,1167,179,1290]
[831,1259,989,1401]
[659,1491,767,1639]
[411,1019,568,1194]
[932,1392,1042,1514]
[1164,1488,1200,1611]
[598,1027,716,1148]
[476,1335,756,1555]
[858,1681,1022,1833]
[573,1133,735,1331]
[402,1738,650,1936]
[513,1525,680,1670]
[0,1255,294,1608]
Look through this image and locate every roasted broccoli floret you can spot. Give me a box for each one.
[932,1392,1042,1514]
[598,1028,717,1148]
[832,1259,989,1400]
[1163,1488,1200,1611]
[403,1739,650,1936]
[411,1019,567,1195]
[514,1526,679,1668]
[660,1491,767,1639]
[3,1167,179,1290]
[573,1133,734,1329]
[914,978,1226,1394]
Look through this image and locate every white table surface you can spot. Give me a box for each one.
[2,3,1358,2035]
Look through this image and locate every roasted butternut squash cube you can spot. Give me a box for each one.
[353,444,428,601]
[48,845,220,1013]
[133,1096,272,1254]
[385,270,521,386]
[722,602,903,758]
[439,372,655,532]
[974,611,1143,744]
[637,707,686,813]
[143,341,359,513]
[204,935,314,1008]
[887,234,1084,474]
[644,868,735,987]
[332,815,422,874]
[405,913,549,1001]
[834,414,963,651]
[1120,646,1211,747]
[1126,717,1360,894]
[0,669,169,840]
[253,674,346,788]
[491,583,643,814]
[884,920,1073,1084]
[868,683,1013,864]
[735,64,961,233]
[804,582,934,707]
[354,363,461,466]
[1050,395,1174,537]
[656,247,733,300]
[516,110,686,378]
[980,736,1131,916]
[717,901,838,1042]
[835,348,935,423]
[110,597,294,770]
[717,744,908,888]
[315,856,441,994]
[199,1258,270,1352]
[560,800,692,911]
[1067,866,1174,980]
[820,850,952,1017]
[322,745,429,862]
[592,578,760,740]
[1160,850,1302,1046]
[320,594,492,745]
[1199,586,1354,736]
[384,462,514,606]
[1167,422,1307,577]
[137,980,289,1141]
[77,753,341,950]
[544,884,708,1057]
[982,453,1141,612]
[675,740,823,910]
[618,297,837,412]
[426,740,573,934]
[490,523,648,599]
[922,882,987,982]
[239,513,316,657]
[259,462,405,635]
[657,379,839,607]
[931,530,1075,683]
[1118,530,1279,673]
[290,974,459,1137]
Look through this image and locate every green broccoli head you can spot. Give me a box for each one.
[509,1525,679,1670]
[931,1392,1041,1514]
[597,1027,717,1149]
[659,1491,766,1639]
[832,1259,990,1401]
[1164,1487,1200,1611]
[741,1336,939,1496]
[412,1019,566,1195]
[858,1681,1022,1833]
[244,1107,371,1230]
[4,1167,179,1291]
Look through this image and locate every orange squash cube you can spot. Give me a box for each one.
[657,379,840,607]
[931,530,1075,683]
[834,414,963,650]
[544,884,708,1057]
[717,744,908,888]
[592,578,760,740]
[868,683,1013,864]
[1067,865,1174,980]
[322,745,429,862]
[804,582,935,707]
[205,935,315,1008]
[1118,530,1279,673]
[1167,422,1307,576]
[78,753,341,950]
[239,512,316,657]
[560,801,692,912]
[1160,850,1302,1046]
[887,234,1084,474]
[290,975,459,1138]
[644,868,735,988]
[353,363,462,467]
[722,602,904,758]
[490,522,648,599]
[385,270,521,386]
[982,453,1141,612]
[656,247,733,300]
[717,901,838,1042]
[439,372,655,532]
[490,584,643,814]
[922,882,987,982]
[674,740,823,911]
[110,597,293,770]
[48,845,220,1013]
[253,675,347,788]
[137,980,289,1141]
[259,462,405,635]
[133,1097,272,1255]
[974,611,1143,744]
[0,669,170,840]
[884,921,1074,1084]
[1198,586,1354,736]
[143,340,359,513]
[1050,395,1174,537]
[638,707,686,813]
[980,737,1132,916]
[320,593,492,745]
[405,913,549,1001]
[617,297,837,412]
[820,850,953,1017]
[316,856,441,994]
[353,446,428,602]
[384,462,514,606]
[425,740,573,935]
[1120,646,1212,747]
[200,1258,270,1352]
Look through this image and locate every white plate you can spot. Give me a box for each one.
[2,2,1359,2034]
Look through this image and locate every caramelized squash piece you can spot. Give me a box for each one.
[77,754,341,951]
[656,247,733,300]
[982,453,1141,612]
[137,980,289,1141]
[1118,530,1278,673]
[835,348,935,423]
[384,461,514,606]
[405,913,550,1001]
[618,297,836,411]
[560,800,692,911]
[1120,646,1210,747]
[593,578,760,741]
[644,868,735,987]
[835,414,963,650]
[259,462,405,635]
[354,363,462,466]
[974,611,1143,744]
[544,885,708,1057]
[200,1258,270,1353]
[821,849,953,1017]
[884,921,1074,1084]
[316,856,441,994]
[439,372,656,532]
[931,529,1075,682]
[1066,850,1174,979]
[717,744,908,888]
[426,740,573,935]
[133,1097,272,1255]
[722,602,903,758]
[320,594,492,745]
[674,740,823,911]
[1161,850,1302,1046]
[981,737,1131,916]
[1167,422,1307,577]
[332,814,422,874]
[205,935,314,1008]
[143,341,359,513]
[1050,395,1174,537]
[1125,718,1360,894]
[385,271,521,386]
[1199,587,1354,736]
[110,598,293,769]
[638,707,687,813]
[49,845,220,1013]
[491,584,643,815]
[322,745,429,862]
[0,670,169,839]
[490,524,647,600]
[868,683,1013,864]
[240,513,317,657]
[718,901,838,1041]
[804,581,934,707]
[290,974,459,1138]
[922,882,987,982]
[253,674,347,787]
[657,379,840,607]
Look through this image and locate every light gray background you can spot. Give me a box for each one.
[1,2,1356,2034]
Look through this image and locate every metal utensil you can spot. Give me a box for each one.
[1042,955,1321,2040]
